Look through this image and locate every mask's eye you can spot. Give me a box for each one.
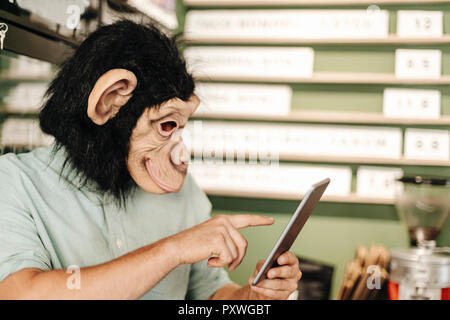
[159,120,177,136]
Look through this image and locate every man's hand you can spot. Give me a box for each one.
[248,251,302,300]
[168,214,274,271]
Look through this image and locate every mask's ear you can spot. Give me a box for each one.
[87,69,138,125]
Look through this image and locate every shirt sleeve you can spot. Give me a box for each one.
[0,157,51,282]
[184,174,232,300]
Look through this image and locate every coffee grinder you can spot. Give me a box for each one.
[388,176,450,300]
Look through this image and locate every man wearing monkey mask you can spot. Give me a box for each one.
[0,20,301,300]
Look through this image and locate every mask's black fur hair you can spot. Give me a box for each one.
[39,20,195,206]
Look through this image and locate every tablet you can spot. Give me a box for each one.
[252,178,330,286]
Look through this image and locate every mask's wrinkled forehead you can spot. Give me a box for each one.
[147,94,200,124]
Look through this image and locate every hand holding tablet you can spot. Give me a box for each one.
[252,178,330,286]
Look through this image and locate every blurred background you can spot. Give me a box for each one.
[0,0,449,300]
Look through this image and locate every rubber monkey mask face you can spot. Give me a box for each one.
[87,68,199,194]
[39,20,197,204]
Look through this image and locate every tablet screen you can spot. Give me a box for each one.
[252,178,330,286]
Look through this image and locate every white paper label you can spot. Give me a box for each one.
[12,0,89,30]
[0,118,54,147]
[3,83,48,113]
[404,128,450,161]
[8,55,52,78]
[127,0,178,30]
[189,162,352,197]
[397,10,443,38]
[184,47,314,79]
[395,49,441,79]
[185,9,389,39]
[184,121,403,160]
[383,88,441,119]
[357,166,403,199]
[195,83,292,116]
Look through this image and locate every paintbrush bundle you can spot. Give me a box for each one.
[336,245,390,300]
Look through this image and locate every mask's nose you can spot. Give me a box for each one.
[170,129,190,165]
[171,128,183,141]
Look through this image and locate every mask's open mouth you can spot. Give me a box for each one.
[145,159,178,193]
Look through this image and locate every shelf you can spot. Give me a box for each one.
[193,152,450,166]
[186,34,450,45]
[0,106,40,115]
[203,188,395,205]
[192,110,450,125]
[0,9,77,65]
[278,154,450,166]
[184,0,450,6]
[194,72,450,85]
[0,143,51,149]
[0,74,53,82]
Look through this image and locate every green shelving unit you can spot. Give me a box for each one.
[180,0,450,299]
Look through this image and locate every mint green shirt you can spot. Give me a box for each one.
[0,146,231,299]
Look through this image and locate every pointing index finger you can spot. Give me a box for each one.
[228,214,275,229]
